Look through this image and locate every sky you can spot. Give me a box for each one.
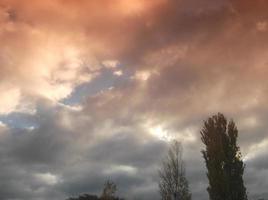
[0,0,268,199]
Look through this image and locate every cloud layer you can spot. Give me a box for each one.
[0,0,268,199]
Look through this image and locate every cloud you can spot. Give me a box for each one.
[0,0,268,200]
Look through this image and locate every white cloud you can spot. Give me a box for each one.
[102,60,119,69]
[244,139,268,161]
[35,172,60,185]
[0,84,21,114]
[104,165,137,175]
[133,70,152,81]
[114,70,123,76]
[145,122,174,142]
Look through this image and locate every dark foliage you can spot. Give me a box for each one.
[201,113,247,200]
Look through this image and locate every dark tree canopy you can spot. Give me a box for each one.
[201,113,247,200]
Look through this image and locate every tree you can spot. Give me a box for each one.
[158,140,191,200]
[201,113,247,200]
[100,180,119,200]
[66,180,124,200]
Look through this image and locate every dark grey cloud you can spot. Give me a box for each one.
[0,0,268,200]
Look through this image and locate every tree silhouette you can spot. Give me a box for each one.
[201,113,247,200]
[158,140,191,200]
[66,180,124,200]
[100,180,118,200]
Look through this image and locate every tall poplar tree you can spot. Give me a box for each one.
[201,113,247,200]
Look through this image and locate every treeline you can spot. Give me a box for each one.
[67,180,125,200]
[67,113,255,200]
